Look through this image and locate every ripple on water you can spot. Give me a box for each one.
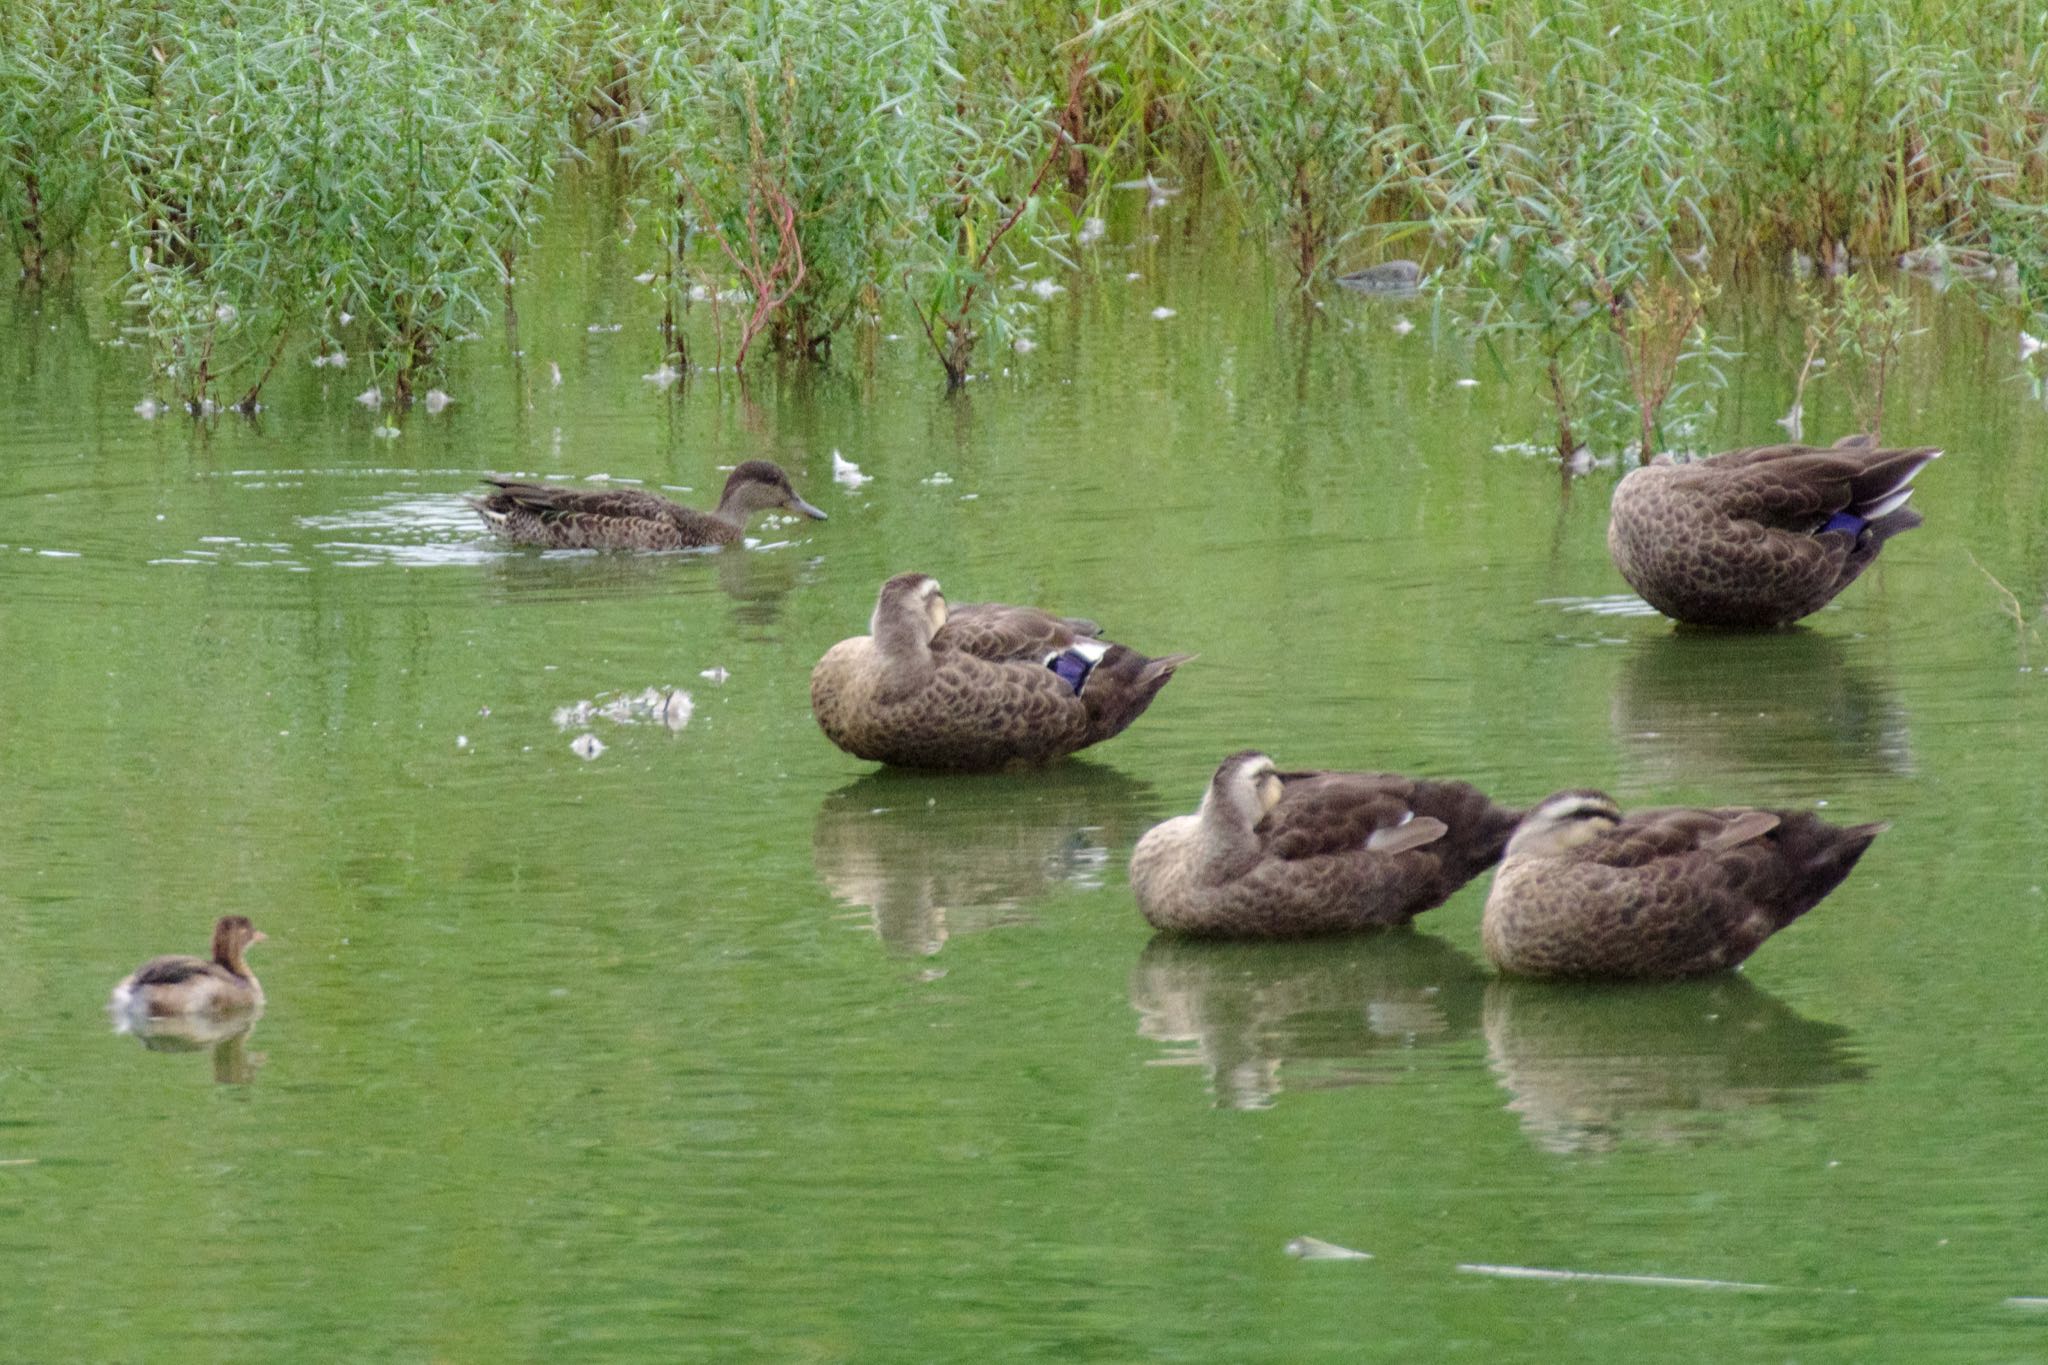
[1543,593,1664,620]
[298,492,502,567]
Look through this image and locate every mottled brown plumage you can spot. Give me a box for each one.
[1482,791,1886,980]
[1608,438,1941,627]
[809,572,1191,772]
[1130,751,1525,937]
[469,459,825,549]
[109,915,266,1019]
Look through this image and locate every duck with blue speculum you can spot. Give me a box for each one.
[468,459,826,550]
[1482,791,1886,980]
[1607,435,1941,628]
[809,572,1192,772]
[1129,751,1525,937]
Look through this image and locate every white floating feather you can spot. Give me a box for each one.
[1286,1237,1373,1261]
[832,450,871,487]
[1456,1263,1774,1292]
[659,689,694,731]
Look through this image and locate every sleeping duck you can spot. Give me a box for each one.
[810,572,1191,772]
[469,459,825,549]
[1482,790,1886,980]
[1607,437,1941,628]
[1130,750,1524,937]
[109,915,266,1019]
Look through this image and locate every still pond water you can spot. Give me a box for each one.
[4,215,2048,1361]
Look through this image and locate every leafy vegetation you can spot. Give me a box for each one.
[3,0,2045,419]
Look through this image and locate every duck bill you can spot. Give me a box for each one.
[789,496,828,521]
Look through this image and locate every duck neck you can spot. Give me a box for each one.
[212,931,254,982]
[1194,792,1261,882]
[712,481,765,528]
[871,605,937,692]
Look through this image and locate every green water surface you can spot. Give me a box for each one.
[4,210,2048,1362]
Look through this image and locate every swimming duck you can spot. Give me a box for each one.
[469,459,825,549]
[109,915,266,1019]
[1607,437,1941,627]
[1482,791,1885,980]
[809,572,1191,772]
[1130,751,1525,937]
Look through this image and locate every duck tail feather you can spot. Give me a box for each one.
[1847,447,1942,513]
[1779,820,1887,924]
[1861,505,1923,547]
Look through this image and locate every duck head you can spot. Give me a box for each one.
[210,915,267,975]
[871,572,947,654]
[1503,790,1622,860]
[1201,750,1285,833]
[719,460,828,522]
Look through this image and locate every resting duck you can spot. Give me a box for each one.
[109,915,266,1018]
[809,572,1191,772]
[1607,437,1941,627]
[1130,750,1524,937]
[1482,791,1885,980]
[469,459,825,549]
[1335,260,1424,294]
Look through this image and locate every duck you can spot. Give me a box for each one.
[109,915,266,1019]
[1130,751,1525,937]
[1898,244,2014,283]
[468,459,825,549]
[1607,436,1941,628]
[809,572,1191,772]
[1334,260,1424,294]
[1481,790,1886,980]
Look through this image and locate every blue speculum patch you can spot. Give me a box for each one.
[1820,511,1867,536]
[1049,650,1094,694]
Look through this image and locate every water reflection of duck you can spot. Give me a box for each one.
[469,460,826,549]
[480,529,807,627]
[1482,974,1867,1153]
[1129,933,1489,1110]
[812,764,1155,956]
[116,1012,264,1085]
[1612,628,1913,785]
